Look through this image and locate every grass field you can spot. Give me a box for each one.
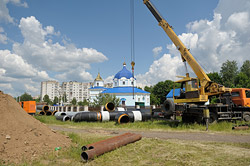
[7,115,248,166]
[34,115,250,134]
[18,132,250,166]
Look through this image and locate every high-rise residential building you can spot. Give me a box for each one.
[40,81,91,103]
[61,81,91,102]
[40,81,60,101]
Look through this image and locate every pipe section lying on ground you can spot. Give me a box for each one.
[81,133,142,161]
[72,112,102,122]
[115,111,152,124]
[37,105,49,112]
[38,111,45,115]
[103,102,115,112]
[52,110,58,116]
[81,133,133,151]
[232,125,249,130]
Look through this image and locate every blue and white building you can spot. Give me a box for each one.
[89,62,150,107]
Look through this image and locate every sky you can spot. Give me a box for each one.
[1,0,250,97]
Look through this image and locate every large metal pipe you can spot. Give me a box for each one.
[72,112,102,122]
[115,111,152,124]
[103,102,115,112]
[81,133,133,151]
[232,125,249,130]
[81,133,142,161]
[37,105,49,112]
[38,110,45,115]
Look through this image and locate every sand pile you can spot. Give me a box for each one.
[0,91,71,164]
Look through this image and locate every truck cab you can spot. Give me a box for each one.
[232,88,250,107]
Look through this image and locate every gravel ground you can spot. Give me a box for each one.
[49,125,250,143]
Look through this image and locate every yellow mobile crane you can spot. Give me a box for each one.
[143,0,250,123]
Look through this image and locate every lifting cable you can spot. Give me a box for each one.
[130,0,135,99]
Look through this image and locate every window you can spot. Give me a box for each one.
[231,92,240,97]
[123,81,125,85]
[97,83,99,86]
[246,90,250,98]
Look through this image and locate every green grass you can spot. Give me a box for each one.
[18,132,250,166]
[34,115,250,134]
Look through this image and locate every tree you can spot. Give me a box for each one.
[93,94,120,107]
[43,94,52,105]
[78,99,89,106]
[150,93,160,106]
[220,60,238,88]
[35,97,41,102]
[62,93,67,103]
[20,92,33,101]
[207,72,222,84]
[152,80,174,104]
[53,96,59,105]
[144,86,153,93]
[235,72,250,88]
[240,60,250,77]
[71,97,77,105]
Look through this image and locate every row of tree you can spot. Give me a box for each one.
[144,60,250,105]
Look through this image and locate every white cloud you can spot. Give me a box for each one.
[137,0,250,87]
[152,46,162,59]
[0,0,27,23]
[13,16,108,73]
[0,27,8,44]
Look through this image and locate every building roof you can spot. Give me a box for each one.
[166,88,185,98]
[101,87,150,94]
[94,72,103,81]
[89,87,107,90]
[114,64,133,79]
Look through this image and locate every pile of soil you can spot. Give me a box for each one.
[0,91,71,164]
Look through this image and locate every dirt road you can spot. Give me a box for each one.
[49,125,250,143]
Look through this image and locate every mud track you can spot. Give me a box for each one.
[49,125,250,143]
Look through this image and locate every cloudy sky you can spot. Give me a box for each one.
[0,0,250,97]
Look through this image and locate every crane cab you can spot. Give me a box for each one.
[173,74,208,103]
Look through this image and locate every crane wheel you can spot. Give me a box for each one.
[243,112,250,122]
[162,99,175,115]
[208,112,218,124]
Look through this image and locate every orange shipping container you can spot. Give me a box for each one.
[19,101,36,115]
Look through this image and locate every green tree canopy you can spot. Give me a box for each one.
[78,99,89,106]
[207,72,222,84]
[220,60,238,88]
[240,60,250,77]
[152,80,174,104]
[53,96,59,105]
[19,92,34,101]
[43,94,52,105]
[71,97,77,105]
[92,94,120,107]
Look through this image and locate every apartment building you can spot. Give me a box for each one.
[40,81,91,103]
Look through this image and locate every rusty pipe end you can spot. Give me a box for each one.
[81,151,89,161]
[81,146,88,151]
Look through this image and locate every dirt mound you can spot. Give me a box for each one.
[0,91,71,164]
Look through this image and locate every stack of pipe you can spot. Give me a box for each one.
[37,105,51,115]
[54,102,152,124]
[81,132,142,161]
[54,112,79,122]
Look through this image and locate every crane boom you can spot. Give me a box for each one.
[143,0,231,103]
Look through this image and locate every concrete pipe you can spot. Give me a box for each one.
[103,102,115,112]
[55,115,70,121]
[81,133,142,161]
[52,110,58,116]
